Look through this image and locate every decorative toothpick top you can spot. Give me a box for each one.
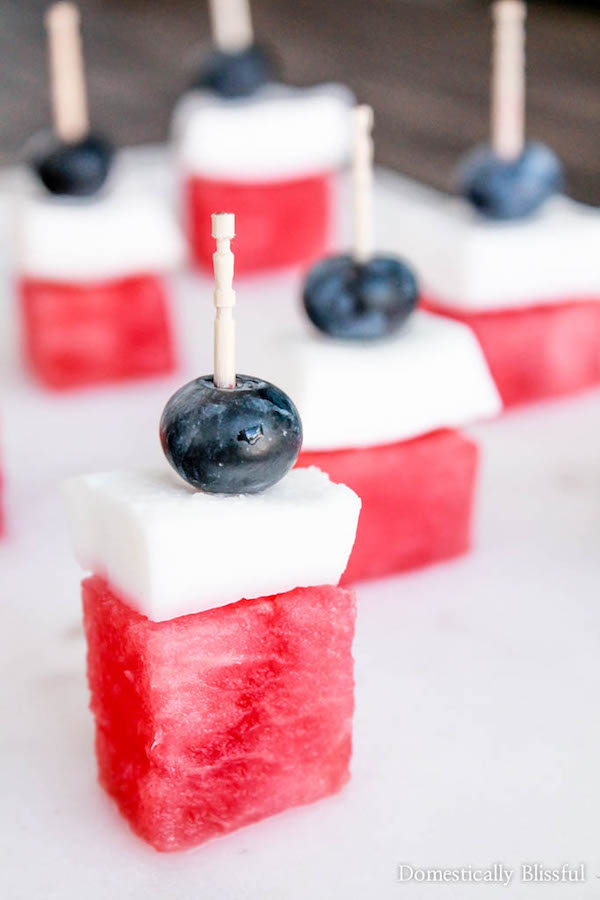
[209,0,254,54]
[491,0,526,161]
[45,2,89,143]
[212,212,237,389]
[352,104,374,265]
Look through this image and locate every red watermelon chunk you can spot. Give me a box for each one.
[299,429,478,584]
[19,274,176,390]
[184,174,331,274]
[423,298,600,408]
[82,575,356,852]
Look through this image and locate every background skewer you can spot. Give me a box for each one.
[45,2,89,143]
[491,0,526,161]
[208,0,254,54]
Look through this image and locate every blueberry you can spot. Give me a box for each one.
[160,374,302,494]
[457,141,563,220]
[303,254,419,341]
[31,133,113,197]
[194,43,274,99]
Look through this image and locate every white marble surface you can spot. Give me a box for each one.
[2,151,600,899]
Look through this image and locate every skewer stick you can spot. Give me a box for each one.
[45,2,89,143]
[491,0,526,161]
[208,0,254,53]
[212,213,237,389]
[352,104,374,265]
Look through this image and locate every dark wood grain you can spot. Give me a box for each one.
[0,0,598,201]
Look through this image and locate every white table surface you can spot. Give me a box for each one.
[1,150,600,899]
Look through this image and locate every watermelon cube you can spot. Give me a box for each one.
[19,274,176,390]
[299,429,478,584]
[83,575,356,852]
[184,174,331,274]
[424,298,600,408]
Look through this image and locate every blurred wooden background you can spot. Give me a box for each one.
[1,0,598,201]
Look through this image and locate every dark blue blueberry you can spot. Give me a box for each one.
[31,133,113,197]
[457,141,563,220]
[303,254,419,341]
[160,374,302,494]
[194,43,274,99]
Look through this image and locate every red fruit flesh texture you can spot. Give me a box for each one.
[298,429,478,584]
[422,298,600,408]
[184,174,331,274]
[82,576,356,852]
[19,274,176,390]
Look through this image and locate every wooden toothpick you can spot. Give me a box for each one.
[208,0,254,53]
[491,0,526,161]
[212,213,237,390]
[45,2,89,143]
[352,104,374,265]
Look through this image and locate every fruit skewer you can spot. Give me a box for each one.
[254,105,501,583]
[17,2,182,390]
[65,213,361,850]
